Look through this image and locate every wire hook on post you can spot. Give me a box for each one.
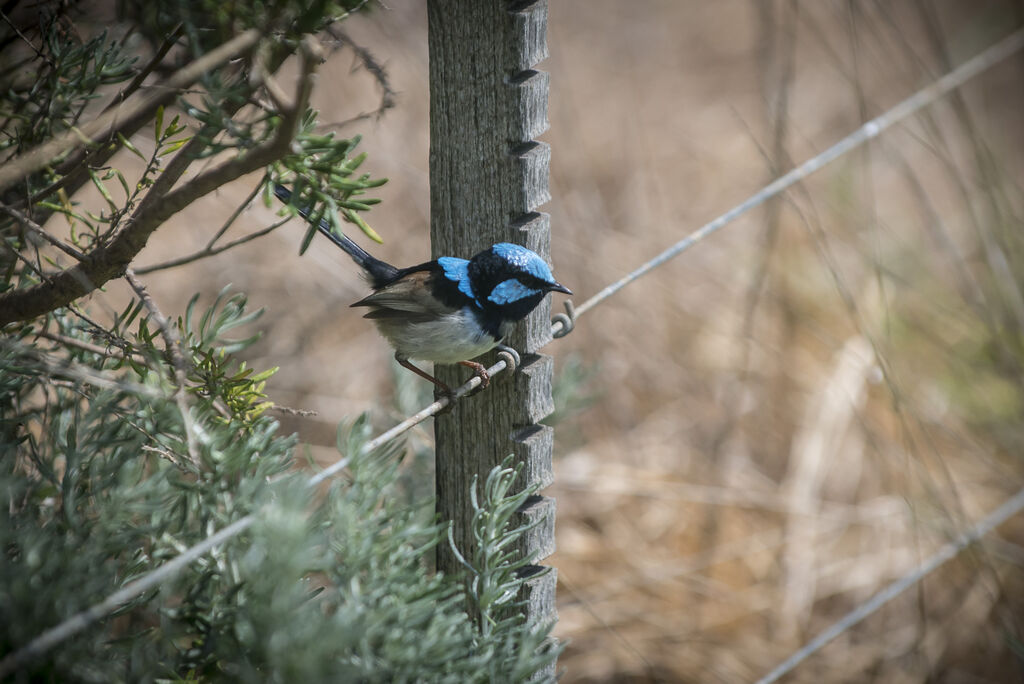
[495,344,521,373]
[551,299,576,339]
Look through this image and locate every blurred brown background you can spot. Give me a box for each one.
[118,1,1024,681]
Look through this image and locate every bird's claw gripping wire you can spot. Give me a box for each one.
[434,346,522,409]
[551,300,576,339]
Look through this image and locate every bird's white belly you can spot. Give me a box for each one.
[374,308,508,364]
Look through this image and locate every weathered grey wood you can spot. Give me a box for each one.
[427,0,557,638]
[507,1,548,70]
[512,424,554,489]
[517,495,557,559]
[520,566,557,623]
[508,70,550,141]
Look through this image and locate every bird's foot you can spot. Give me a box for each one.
[433,387,458,415]
[458,360,490,396]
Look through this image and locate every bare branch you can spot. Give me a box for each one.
[123,268,200,466]
[0,36,322,326]
[0,337,163,399]
[0,8,53,67]
[322,25,397,129]
[205,178,267,250]
[133,217,290,275]
[0,237,50,281]
[0,201,86,261]
[34,330,134,360]
[102,25,184,115]
[0,28,262,194]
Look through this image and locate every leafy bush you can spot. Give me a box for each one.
[0,295,559,680]
[0,2,560,680]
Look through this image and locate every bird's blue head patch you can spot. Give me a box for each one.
[491,243,556,284]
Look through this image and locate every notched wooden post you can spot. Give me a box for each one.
[427,0,558,649]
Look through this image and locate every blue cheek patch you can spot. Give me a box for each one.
[488,278,541,306]
[437,257,474,299]
[491,243,555,283]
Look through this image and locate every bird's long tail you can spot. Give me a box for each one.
[274,184,398,288]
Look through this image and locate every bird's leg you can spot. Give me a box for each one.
[394,354,492,406]
[395,353,452,395]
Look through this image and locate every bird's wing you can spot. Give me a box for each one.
[352,270,456,321]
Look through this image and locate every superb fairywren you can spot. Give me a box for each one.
[275,185,571,394]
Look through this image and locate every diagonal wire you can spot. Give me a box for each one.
[554,26,1024,331]
[4,26,1023,676]
[755,486,1024,684]
[0,514,260,676]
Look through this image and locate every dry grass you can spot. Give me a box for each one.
[102,1,1024,681]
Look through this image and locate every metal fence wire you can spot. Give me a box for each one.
[3,24,1024,681]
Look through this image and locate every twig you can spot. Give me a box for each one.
[0,201,87,261]
[0,8,53,67]
[133,217,291,275]
[141,444,192,472]
[208,179,267,249]
[35,330,133,360]
[322,25,396,128]
[102,25,183,114]
[0,337,163,399]
[0,238,50,281]
[267,405,319,417]
[123,268,200,466]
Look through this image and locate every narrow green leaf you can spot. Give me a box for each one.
[164,115,183,137]
[338,200,374,212]
[88,169,118,213]
[341,208,382,244]
[339,152,368,173]
[155,105,164,140]
[299,224,317,255]
[117,132,146,161]
[113,169,130,200]
[161,137,192,154]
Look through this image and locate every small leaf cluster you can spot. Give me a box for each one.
[32,109,193,262]
[211,420,561,682]
[131,0,371,56]
[272,111,389,252]
[178,287,277,423]
[452,459,563,681]
[1,21,136,161]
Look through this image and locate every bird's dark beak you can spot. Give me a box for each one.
[549,282,572,296]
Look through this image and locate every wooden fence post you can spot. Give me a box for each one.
[427,0,557,634]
